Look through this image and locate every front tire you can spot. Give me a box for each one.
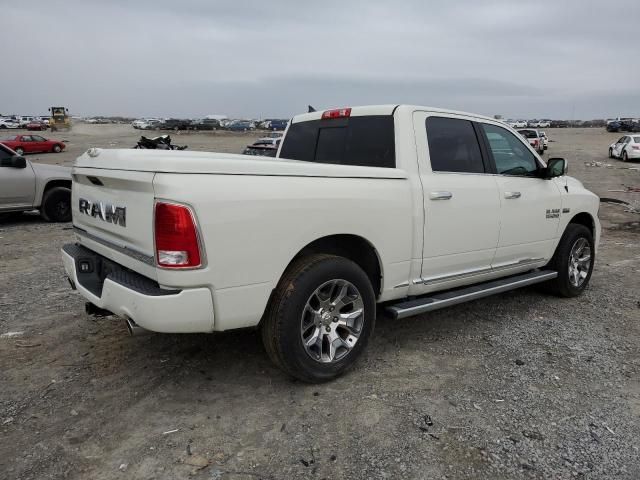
[542,224,594,297]
[52,144,62,153]
[622,150,628,162]
[14,147,24,155]
[261,254,376,383]
[41,186,71,222]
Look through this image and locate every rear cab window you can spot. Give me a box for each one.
[425,116,486,173]
[518,129,538,139]
[279,115,395,168]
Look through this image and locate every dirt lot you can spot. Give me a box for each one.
[1,126,639,480]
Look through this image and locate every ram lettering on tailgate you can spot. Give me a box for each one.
[78,198,126,227]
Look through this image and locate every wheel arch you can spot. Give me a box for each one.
[38,179,71,207]
[568,211,595,237]
[285,234,383,298]
[43,179,72,195]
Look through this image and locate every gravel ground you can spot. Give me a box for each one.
[1,126,639,480]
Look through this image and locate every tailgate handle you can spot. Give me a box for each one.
[87,176,104,186]
[504,191,521,199]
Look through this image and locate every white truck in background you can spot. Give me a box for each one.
[62,105,600,382]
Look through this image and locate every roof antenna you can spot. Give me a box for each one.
[308,105,316,113]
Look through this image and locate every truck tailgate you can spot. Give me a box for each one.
[72,167,156,275]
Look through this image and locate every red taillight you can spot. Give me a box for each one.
[321,108,351,119]
[154,202,202,268]
[533,139,539,146]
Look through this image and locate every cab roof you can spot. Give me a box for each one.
[290,104,498,124]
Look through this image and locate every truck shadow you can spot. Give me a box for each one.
[91,286,552,392]
[0,211,50,225]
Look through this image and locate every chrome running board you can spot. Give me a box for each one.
[386,270,558,320]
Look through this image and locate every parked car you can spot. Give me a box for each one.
[606,121,622,132]
[539,131,549,150]
[26,121,48,131]
[609,135,640,162]
[0,143,72,221]
[0,119,20,129]
[242,136,282,156]
[513,120,527,128]
[139,120,162,130]
[159,119,191,131]
[527,120,540,128]
[228,121,253,131]
[517,129,545,154]
[551,120,569,128]
[0,134,66,155]
[18,116,36,128]
[266,119,289,131]
[61,104,599,382]
[190,119,220,131]
[537,120,551,128]
[619,120,640,133]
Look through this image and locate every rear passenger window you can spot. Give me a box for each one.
[425,117,485,173]
[279,116,395,168]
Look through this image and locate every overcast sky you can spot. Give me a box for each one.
[2,0,638,119]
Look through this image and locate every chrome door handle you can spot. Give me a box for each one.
[504,191,521,199]
[429,191,453,200]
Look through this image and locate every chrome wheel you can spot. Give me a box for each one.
[301,279,364,364]
[568,238,591,287]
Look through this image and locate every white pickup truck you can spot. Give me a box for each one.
[62,105,600,382]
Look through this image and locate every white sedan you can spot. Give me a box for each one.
[609,135,640,162]
[0,119,20,129]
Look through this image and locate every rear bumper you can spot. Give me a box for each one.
[62,243,215,333]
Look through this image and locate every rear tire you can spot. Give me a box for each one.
[41,186,71,222]
[541,224,594,297]
[261,254,376,383]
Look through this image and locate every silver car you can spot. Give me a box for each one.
[0,143,72,221]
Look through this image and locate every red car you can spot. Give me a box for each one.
[0,134,65,155]
[26,121,48,131]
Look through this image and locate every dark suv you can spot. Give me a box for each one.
[190,119,220,131]
[159,119,191,131]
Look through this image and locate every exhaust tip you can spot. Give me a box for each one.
[125,318,150,336]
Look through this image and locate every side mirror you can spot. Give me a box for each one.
[544,158,567,179]
[0,155,27,168]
